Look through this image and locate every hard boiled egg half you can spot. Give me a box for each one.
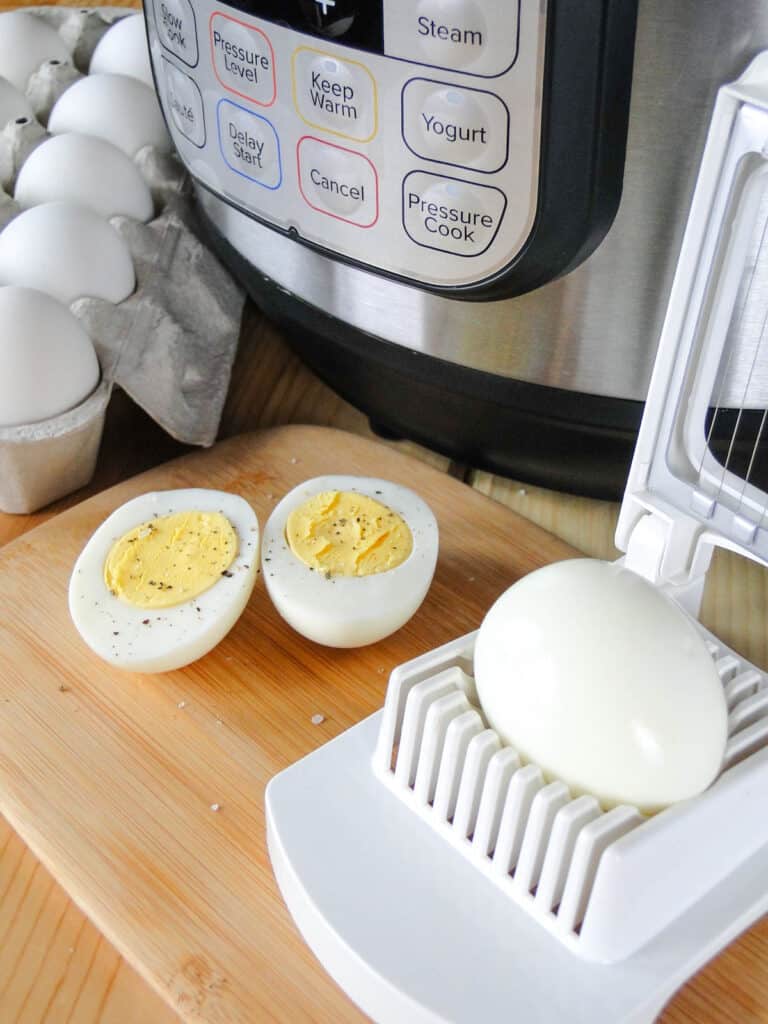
[262,476,438,647]
[69,489,258,673]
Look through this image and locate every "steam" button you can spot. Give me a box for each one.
[403,170,506,256]
[298,136,379,227]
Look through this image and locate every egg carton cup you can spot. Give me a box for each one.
[0,6,246,510]
[0,378,111,514]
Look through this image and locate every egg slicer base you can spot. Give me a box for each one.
[266,51,768,1020]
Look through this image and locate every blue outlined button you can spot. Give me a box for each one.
[217,98,282,189]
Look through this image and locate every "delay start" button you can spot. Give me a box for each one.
[403,170,506,256]
[298,136,379,227]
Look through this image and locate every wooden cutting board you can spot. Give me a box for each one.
[0,425,577,1022]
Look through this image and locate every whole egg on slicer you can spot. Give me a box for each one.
[264,52,768,1024]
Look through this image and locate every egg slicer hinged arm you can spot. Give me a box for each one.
[266,53,768,1024]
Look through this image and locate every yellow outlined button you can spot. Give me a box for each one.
[292,46,378,143]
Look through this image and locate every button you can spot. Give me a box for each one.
[402,78,508,173]
[384,0,519,77]
[292,47,377,142]
[153,0,198,67]
[298,136,378,227]
[210,12,276,107]
[297,0,358,40]
[162,58,205,147]
[403,171,506,255]
[217,99,282,189]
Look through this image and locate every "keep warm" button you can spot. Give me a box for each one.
[298,136,379,227]
[293,47,377,143]
[403,170,506,256]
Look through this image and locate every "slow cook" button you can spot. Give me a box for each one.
[384,0,519,77]
[153,0,198,67]
[292,47,377,143]
[162,58,205,147]
[210,12,276,106]
[403,170,506,255]
[217,99,282,189]
[402,78,508,173]
[298,136,379,227]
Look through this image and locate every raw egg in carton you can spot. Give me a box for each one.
[0,7,244,515]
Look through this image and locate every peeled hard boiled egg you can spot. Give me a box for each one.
[48,73,171,157]
[0,201,135,305]
[69,489,259,673]
[474,559,728,812]
[14,134,154,221]
[89,14,154,88]
[0,285,99,427]
[0,11,70,92]
[262,476,438,647]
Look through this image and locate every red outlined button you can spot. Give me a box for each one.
[297,136,379,228]
[210,11,276,107]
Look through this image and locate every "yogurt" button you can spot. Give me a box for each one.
[384,0,519,77]
[298,136,378,227]
[162,58,205,147]
[210,12,276,106]
[153,0,198,67]
[293,47,377,143]
[403,170,506,255]
[217,100,281,189]
[403,78,508,173]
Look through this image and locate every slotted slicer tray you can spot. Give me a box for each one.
[267,50,768,1023]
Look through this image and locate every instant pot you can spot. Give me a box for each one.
[144,1,768,497]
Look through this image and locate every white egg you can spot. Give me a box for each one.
[0,285,99,428]
[474,559,728,812]
[14,134,154,221]
[0,11,70,92]
[48,73,170,157]
[0,201,135,305]
[0,75,33,129]
[262,475,439,648]
[89,14,154,88]
[69,489,259,673]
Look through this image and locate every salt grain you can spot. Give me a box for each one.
[210,802,221,812]
[311,713,325,725]
[177,700,187,709]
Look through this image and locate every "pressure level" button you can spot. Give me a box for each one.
[403,170,506,256]
[298,136,379,227]
[293,47,377,143]
[210,12,276,106]
[402,78,508,173]
[384,0,519,78]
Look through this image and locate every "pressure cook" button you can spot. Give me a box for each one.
[153,0,198,67]
[217,99,282,189]
[402,78,508,173]
[210,12,276,106]
[292,47,377,143]
[162,58,205,147]
[298,136,379,227]
[384,0,519,77]
[403,170,506,256]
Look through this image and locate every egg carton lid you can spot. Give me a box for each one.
[2,7,245,449]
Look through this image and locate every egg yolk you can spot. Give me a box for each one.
[286,490,413,577]
[104,510,238,609]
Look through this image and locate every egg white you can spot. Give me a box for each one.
[68,488,259,673]
[261,475,439,648]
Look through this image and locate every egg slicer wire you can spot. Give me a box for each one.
[265,53,768,1023]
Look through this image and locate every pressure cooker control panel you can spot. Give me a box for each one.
[146,0,637,297]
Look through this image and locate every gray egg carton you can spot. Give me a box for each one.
[0,7,245,514]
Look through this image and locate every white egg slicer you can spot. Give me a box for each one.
[265,54,768,1023]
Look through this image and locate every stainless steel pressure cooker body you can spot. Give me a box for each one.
[144,1,768,497]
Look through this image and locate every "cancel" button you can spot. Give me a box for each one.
[298,136,379,227]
